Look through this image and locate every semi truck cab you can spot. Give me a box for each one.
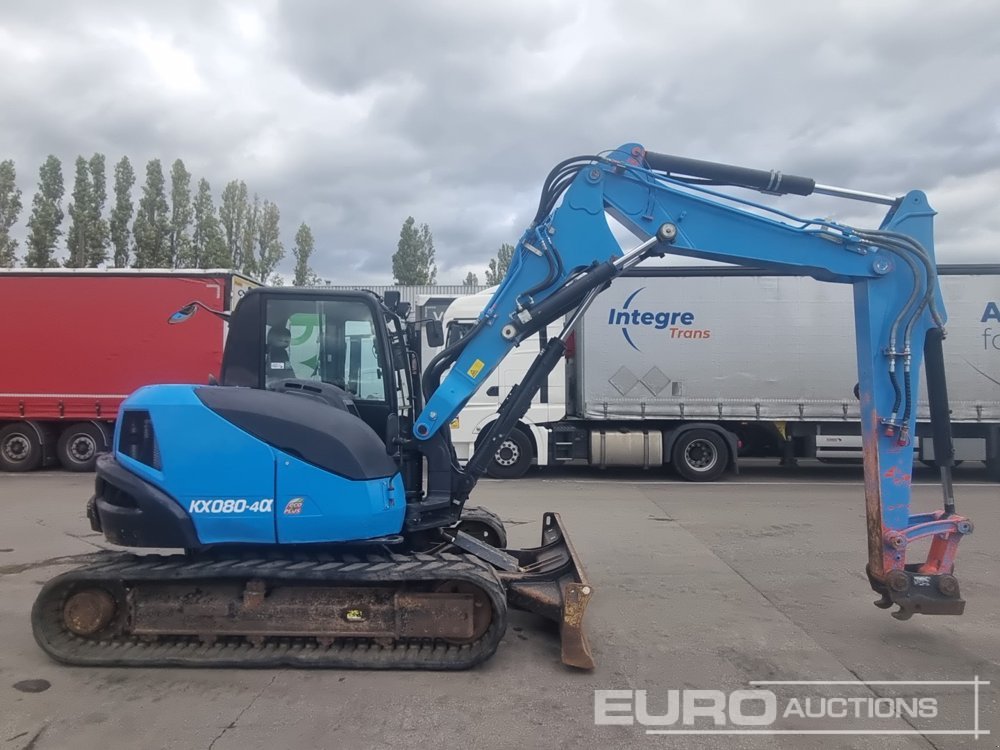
[444,288,566,478]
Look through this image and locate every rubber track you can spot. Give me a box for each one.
[32,550,508,670]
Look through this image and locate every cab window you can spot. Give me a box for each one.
[265,298,387,403]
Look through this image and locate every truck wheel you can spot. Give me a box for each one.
[0,423,44,472]
[672,429,728,482]
[56,423,107,472]
[485,428,533,479]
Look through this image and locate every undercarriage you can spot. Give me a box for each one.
[32,513,594,670]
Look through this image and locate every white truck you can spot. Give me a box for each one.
[443,266,1000,481]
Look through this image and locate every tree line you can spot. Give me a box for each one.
[0,155,319,285]
[1,155,517,288]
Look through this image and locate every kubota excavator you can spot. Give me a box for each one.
[32,143,972,670]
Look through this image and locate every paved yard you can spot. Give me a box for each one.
[0,464,995,749]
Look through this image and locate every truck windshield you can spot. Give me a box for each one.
[446,321,475,347]
[264,298,387,402]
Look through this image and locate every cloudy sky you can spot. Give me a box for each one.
[2,0,998,283]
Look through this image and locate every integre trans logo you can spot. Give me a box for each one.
[607,287,711,351]
[983,301,999,352]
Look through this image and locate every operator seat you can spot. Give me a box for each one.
[266,325,295,382]
[322,328,350,392]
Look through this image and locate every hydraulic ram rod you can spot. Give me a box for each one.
[643,149,897,204]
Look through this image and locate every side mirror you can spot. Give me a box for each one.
[424,319,444,348]
[167,300,231,324]
[168,303,198,324]
[384,290,401,309]
[395,301,411,319]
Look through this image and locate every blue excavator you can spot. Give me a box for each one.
[32,143,972,670]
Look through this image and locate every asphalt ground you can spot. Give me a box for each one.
[0,461,996,750]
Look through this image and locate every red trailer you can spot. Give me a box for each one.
[0,270,256,472]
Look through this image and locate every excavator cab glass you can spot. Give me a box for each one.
[262,296,393,436]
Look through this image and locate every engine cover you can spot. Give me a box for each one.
[104,384,405,546]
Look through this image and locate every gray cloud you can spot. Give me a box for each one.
[1,0,998,282]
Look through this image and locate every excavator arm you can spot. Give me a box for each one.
[415,142,970,621]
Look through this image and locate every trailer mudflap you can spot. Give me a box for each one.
[500,512,595,670]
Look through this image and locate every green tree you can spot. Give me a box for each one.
[191,178,227,268]
[110,156,135,267]
[392,216,436,284]
[292,222,318,286]
[87,153,109,266]
[421,223,436,284]
[169,159,193,268]
[255,200,283,282]
[25,155,64,267]
[0,160,22,267]
[484,242,515,285]
[462,271,479,286]
[219,180,248,272]
[65,156,94,268]
[132,159,170,267]
[240,193,260,278]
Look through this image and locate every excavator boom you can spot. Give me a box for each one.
[418,143,970,622]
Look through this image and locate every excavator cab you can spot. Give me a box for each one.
[220,289,405,437]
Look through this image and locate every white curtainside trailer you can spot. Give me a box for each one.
[444,266,1000,481]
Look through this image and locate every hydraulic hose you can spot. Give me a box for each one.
[888,366,902,423]
[532,157,597,226]
[862,229,943,328]
[520,158,597,308]
[899,356,914,444]
[857,229,947,438]
[854,231,924,427]
[855,232,924,355]
[423,156,599,402]
[517,230,561,308]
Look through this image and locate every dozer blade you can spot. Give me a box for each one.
[499,512,595,670]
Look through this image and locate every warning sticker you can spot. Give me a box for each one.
[466,358,485,379]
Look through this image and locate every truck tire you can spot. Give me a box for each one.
[672,429,728,482]
[56,423,107,472]
[0,423,44,472]
[485,428,533,479]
